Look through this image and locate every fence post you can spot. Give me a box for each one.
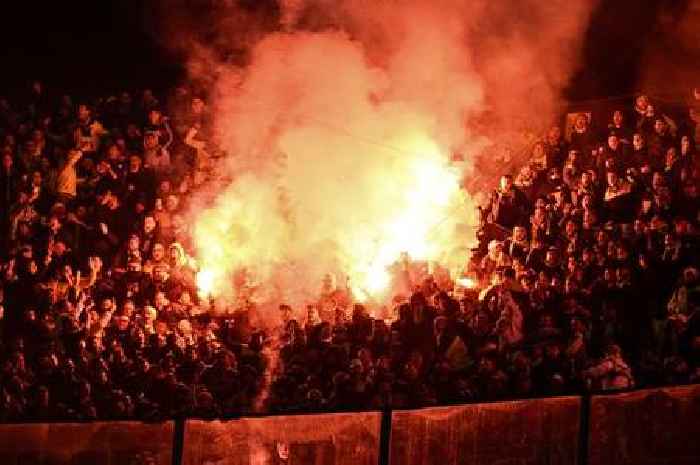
[578,395,591,465]
[378,408,392,465]
[172,418,185,465]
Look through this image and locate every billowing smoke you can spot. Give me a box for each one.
[160,0,599,311]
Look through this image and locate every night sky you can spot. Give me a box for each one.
[0,0,691,102]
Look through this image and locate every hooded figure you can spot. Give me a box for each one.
[168,242,196,289]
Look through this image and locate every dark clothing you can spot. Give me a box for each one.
[486,187,529,229]
[91,204,127,265]
[570,128,597,156]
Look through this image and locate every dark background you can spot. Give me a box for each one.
[0,0,693,102]
[0,1,179,98]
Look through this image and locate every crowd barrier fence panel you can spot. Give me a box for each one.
[0,420,174,465]
[389,396,582,465]
[182,411,381,465]
[3,385,700,465]
[588,384,700,465]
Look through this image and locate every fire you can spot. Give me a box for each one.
[456,276,476,289]
[187,33,480,308]
[345,136,463,300]
[195,268,215,299]
[192,132,467,305]
[171,0,599,313]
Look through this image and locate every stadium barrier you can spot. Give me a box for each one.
[0,420,174,465]
[182,412,381,465]
[588,384,700,465]
[1,385,699,465]
[389,396,581,465]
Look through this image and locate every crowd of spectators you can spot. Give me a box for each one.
[0,81,698,421]
[0,82,266,421]
[268,91,700,412]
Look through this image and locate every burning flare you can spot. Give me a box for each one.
[195,268,215,299]
[341,135,463,300]
[187,30,485,308]
[193,133,468,305]
[163,0,601,312]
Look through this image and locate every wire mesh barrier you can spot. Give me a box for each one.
[182,412,381,465]
[588,384,700,465]
[389,396,581,465]
[0,421,174,465]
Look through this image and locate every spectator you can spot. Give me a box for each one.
[484,174,529,230]
[584,344,635,391]
[1,81,699,423]
[55,149,82,203]
[569,113,596,157]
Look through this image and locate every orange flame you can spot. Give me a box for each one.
[193,133,470,305]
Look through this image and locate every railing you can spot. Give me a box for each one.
[1,385,698,465]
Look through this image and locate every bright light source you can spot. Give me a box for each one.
[457,277,476,289]
[196,269,215,299]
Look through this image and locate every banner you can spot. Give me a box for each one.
[390,396,581,465]
[183,412,381,465]
[0,421,174,465]
[589,384,700,465]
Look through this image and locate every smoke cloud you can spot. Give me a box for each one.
[160,0,599,310]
